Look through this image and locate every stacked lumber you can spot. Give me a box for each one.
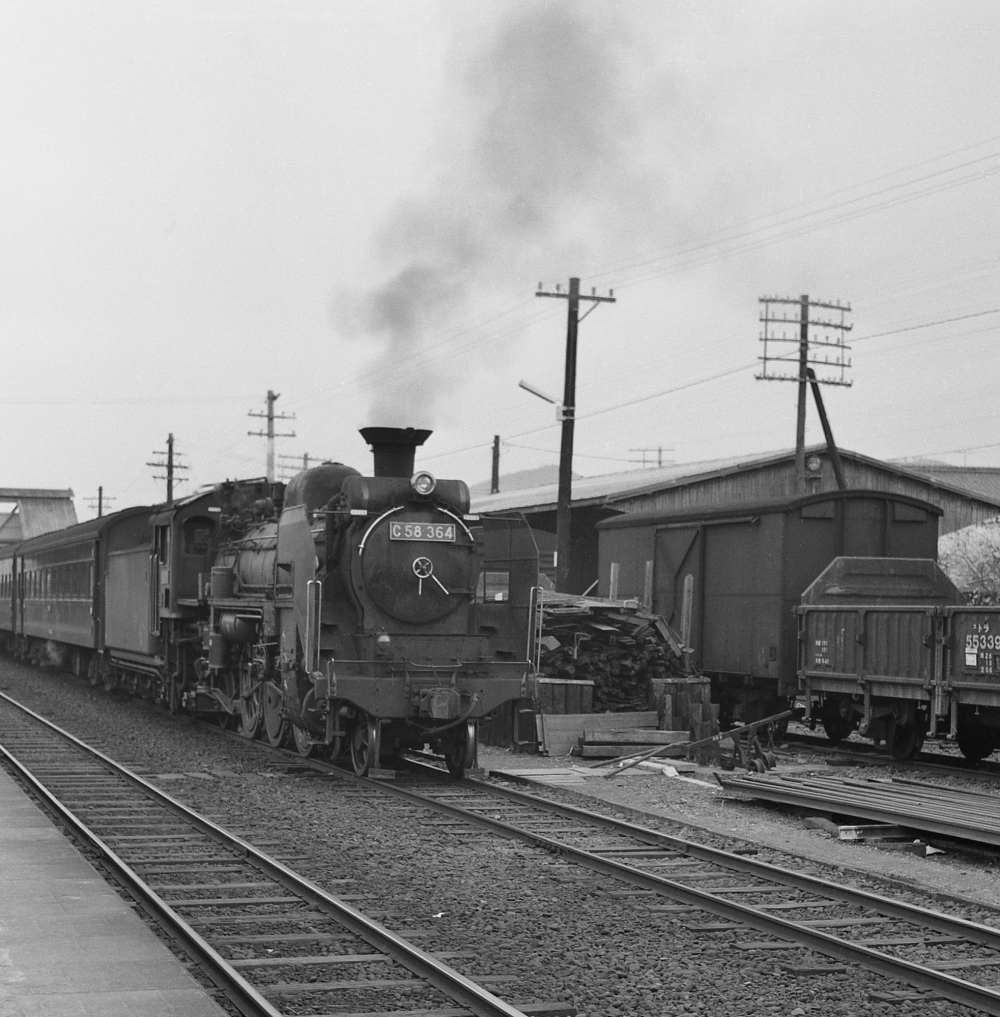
[537,591,687,712]
[650,676,720,750]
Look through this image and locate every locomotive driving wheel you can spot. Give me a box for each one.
[262,682,288,748]
[238,674,263,739]
[445,720,477,778]
[350,713,379,776]
[291,724,316,757]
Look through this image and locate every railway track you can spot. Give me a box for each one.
[783,727,1000,777]
[13,665,1000,1014]
[0,692,564,1017]
[323,758,1000,1013]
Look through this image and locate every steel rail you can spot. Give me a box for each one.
[344,765,1000,1014]
[782,730,1000,778]
[716,772,1000,847]
[0,739,282,1017]
[0,692,528,1017]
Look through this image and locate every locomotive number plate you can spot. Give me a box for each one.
[389,522,456,542]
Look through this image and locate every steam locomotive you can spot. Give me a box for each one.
[0,427,537,776]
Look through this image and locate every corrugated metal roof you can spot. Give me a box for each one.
[19,499,78,538]
[473,449,775,513]
[896,465,1000,506]
[471,446,1000,515]
[0,513,22,545]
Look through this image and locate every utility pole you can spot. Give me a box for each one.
[84,487,116,518]
[490,435,500,494]
[248,390,296,483]
[147,433,189,505]
[278,452,323,481]
[756,294,852,493]
[535,277,616,592]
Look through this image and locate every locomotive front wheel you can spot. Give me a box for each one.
[292,723,316,757]
[350,715,379,776]
[239,687,263,740]
[445,720,477,778]
[262,683,289,748]
[216,672,238,730]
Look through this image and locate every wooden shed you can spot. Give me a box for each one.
[472,446,1000,596]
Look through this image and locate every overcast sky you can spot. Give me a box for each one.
[3,0,999,518]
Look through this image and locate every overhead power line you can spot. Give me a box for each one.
[853,307,1000,343]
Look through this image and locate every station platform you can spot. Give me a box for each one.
[0,765,227,1016]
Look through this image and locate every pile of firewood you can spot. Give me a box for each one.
[537,592,688,712]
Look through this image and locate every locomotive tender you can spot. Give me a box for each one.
[0,427,537,775]
[595,489,1000,761]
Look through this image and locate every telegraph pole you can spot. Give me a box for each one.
[84,487,116,518]
[147,433,189,505]
[756,294,852,493]
[630,446,673,468]
[248,390,296,483]
[535,277,616,592]
[278,452,324,481]
[490,435,500,494]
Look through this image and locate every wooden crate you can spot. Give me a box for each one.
[537,677,594,715]
[537,710,658,756]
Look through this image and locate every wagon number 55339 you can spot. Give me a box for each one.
[967,624,1000,651]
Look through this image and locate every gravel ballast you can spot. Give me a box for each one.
[3,661,999,1017]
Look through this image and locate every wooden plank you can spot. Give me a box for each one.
[584,729,688,745]
[539,712,656,734]
[539,715,583,756]
[539,711,660,756]
[577,744,683,758]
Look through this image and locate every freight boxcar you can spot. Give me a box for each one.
[596,490,941,726]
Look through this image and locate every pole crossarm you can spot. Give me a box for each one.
[248,390,296,483]
[755,294,853,494]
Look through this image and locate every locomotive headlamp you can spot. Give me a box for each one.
[806,455,822,474]
[411,471,436,496]
[376,633,391,651]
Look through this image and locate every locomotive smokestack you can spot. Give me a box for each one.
[360,427,432,478]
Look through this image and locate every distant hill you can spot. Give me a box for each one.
[467,463,582,498]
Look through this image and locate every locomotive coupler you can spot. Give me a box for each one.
[412,685,471,720]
